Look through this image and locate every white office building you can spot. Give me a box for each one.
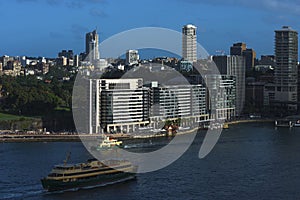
[88,78,210,134]
[182,24,197,63]
[126,50,139,66]
[86,30,100,62]
[150,82,207,122]
[89,78,150,134]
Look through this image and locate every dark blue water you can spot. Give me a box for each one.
[1,123,300,200]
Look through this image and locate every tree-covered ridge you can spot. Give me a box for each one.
[0,73,74,116]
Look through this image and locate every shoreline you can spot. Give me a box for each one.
[0,119,274,143]
[225,119,274,125]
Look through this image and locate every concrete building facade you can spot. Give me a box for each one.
[274,26,298,112]
[212,55,246,116]
[89,78,150,134]
[88,78,209,134]
[126,50,139,66]
[230,42,256,70]
[86,30,100,62]
[205,75,236,120]
[150,83,207,120]
[182,24,197,63]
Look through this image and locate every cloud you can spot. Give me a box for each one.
[66,1,84,8]
[16,0,107,8]
[261,0,300,15]
[85,0,107,4]
[182,0,300,16]
[65,0,107,9]
[262,13,300,26]
[262,14,289,25]
[89,8,107,18]
[46,0,61,5]
[16,0,38,2]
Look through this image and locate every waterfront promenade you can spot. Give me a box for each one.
[0,119,274,143]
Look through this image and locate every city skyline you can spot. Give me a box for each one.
[0,0,300,58]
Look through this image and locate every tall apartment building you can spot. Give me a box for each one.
[230,42,256,70]
[126,50,139,66]
[274,26,298,112]
[149,83,207,121]
[243,48,256,70]
[205,75,236,120]
[230,42,246,55]
[212,55,246,115]
[228,56,246,115]
[259,55,276,68]
[182,24,197,62]
[56,57,68,66]
[58,50,74,59]
[86,30,100,62]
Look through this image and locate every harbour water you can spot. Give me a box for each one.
[1,122,300,199]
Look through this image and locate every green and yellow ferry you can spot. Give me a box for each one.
[41,158,138,192]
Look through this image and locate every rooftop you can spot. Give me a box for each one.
[183,24,197,29]
[275,26,297,32]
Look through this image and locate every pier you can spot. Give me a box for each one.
[275,115,300,128]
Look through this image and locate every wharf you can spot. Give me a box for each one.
[0,134,81,142]
[275,115,300,128]
[0,119,275,143]
[225,119,273,125]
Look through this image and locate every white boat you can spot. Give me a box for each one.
[294,120,300,127]
[97,136,123,150]
[179,127,190,130]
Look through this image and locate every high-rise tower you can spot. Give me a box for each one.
[274,26,298,111]
[86,30,100,62]
[230,42,256,70]
[182,24,197,62]
[212,55,246,115]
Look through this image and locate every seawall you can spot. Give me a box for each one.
[0,119,275,143]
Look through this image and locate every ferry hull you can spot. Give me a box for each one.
[41,172,136,192]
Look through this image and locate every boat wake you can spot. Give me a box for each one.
[123,141,166,149]
[1,184,44,200]
[1,176,137,199]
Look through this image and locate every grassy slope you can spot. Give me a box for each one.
[0,113,31,121]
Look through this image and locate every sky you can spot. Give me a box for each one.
[0,0,300,59]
